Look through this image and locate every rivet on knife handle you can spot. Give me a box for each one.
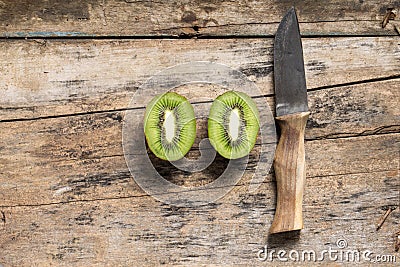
[270,7,309,234]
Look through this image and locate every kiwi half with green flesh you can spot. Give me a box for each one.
[208,91,260,159]
[144,92,196,161]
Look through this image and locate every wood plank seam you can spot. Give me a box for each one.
[0,167,398,209]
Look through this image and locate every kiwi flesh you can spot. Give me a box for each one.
[144,92,196,161]
[208,91,260,159]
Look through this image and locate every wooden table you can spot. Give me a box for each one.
[1,1,399,266]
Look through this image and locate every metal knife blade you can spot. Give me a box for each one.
[274,7,308,117]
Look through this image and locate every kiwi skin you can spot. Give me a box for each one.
[144,92,196,161]
[208,91,260,159]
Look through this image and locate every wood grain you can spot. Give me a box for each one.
[0,169,398,265]
[270,112,309,233]
[0,37,399,121]
[307,79,400,139]
[0,77,398,207]
[0,0,398,37]
[0,1,399,265]
[1,104,398,207]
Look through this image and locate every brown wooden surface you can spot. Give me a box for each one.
[0,0,399,37]
[0,0,400,266]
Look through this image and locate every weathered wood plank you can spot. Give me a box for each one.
[1,37,399,121]
[1,73,399,206]
[1,92,398,207]
[0,0,398,37]
[0,170,398,266]
[307,79,400,139]
[1,1,399,266]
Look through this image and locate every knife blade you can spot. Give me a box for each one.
[269,7,310,234]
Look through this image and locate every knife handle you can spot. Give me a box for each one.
[269,111,309,234]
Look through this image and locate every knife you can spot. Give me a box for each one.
[269,7,310,234]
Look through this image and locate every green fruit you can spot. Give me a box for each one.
[208,91,260,159]
[144,92,196,161]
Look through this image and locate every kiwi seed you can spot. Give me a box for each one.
[208,91,260,159]
[144,92,196,161]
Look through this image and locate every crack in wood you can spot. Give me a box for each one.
[307,125,400,141]
[1,33,399,40]
[1,75,399,125]
[0,168,397,209]
[307,75,400,93]
[1,210,5,225]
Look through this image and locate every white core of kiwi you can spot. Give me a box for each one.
[228,108,241,141]
[163,109,176,143]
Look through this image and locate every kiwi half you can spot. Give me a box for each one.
[144,92,196,161]
[208,91,260,159]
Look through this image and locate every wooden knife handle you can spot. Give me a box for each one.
[269,111,310,234]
